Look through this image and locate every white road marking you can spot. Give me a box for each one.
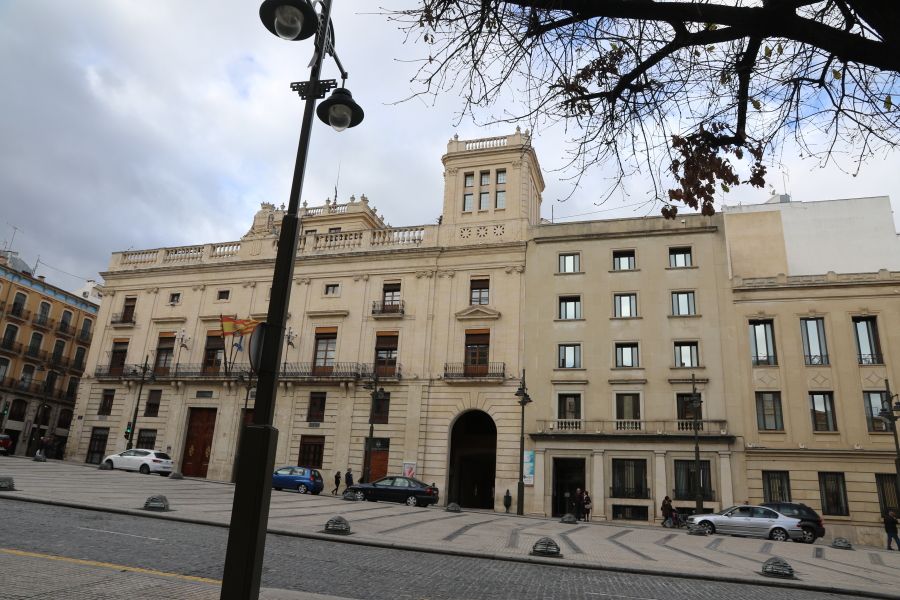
[586,593,661,600]
[77,527,163,541]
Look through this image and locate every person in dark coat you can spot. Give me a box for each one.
[332,470,342,495]
[661,496,675,527]
[885,510,900,550]
[574,487,584,520]
[345,468,354,488]
[582,491,593,522]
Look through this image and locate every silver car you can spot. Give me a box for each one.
[687,505,804,541]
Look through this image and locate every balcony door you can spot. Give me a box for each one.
[463,330,489,377]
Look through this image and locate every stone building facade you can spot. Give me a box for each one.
[66,131,900,543]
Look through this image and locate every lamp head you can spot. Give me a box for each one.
[259,0,319,41]
[316,88,364,132]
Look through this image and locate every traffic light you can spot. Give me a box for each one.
[0,401,8,417]
[124,421,132,439]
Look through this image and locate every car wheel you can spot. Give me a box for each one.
[406,495,418,507]
[354,490,365,502]
[297,484,308,494]
[105,459,114,470]
[699,520,715,535]
[798,527,816,544]
[139,464,150,475]
[770,527,789,542]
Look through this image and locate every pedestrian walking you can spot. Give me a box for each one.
[332,470,342,495]
[582,491,592,522]
[345,468,354,489]
[574,487,584,521]
[661,496,674,527]
[885,510,900,550]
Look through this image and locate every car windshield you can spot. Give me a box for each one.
[153,452,171,460]
[717,506,737,515]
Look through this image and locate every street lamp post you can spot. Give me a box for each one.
[230,369,255,484]
[514,370,532,516]
[878,379,900,509]
[125,356,153,450]
[363,371,386,484]
[221,2,363,598]
[29,402,52,457]
[691,373,704,515]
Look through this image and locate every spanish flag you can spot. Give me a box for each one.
[221,315,261,336]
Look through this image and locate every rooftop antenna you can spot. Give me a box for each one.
[782,171,791,197]
[5,223,21,252]
[333,160,342,205]
[32,255,41,276]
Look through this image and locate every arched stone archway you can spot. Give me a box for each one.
[447,410,496,509]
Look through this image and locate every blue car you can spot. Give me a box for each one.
[272,466,324,494]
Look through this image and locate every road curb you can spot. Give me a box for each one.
[2,493,896,599]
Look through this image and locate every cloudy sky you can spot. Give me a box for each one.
[2,1,898,293]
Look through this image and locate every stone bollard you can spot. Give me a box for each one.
[168,471,184,480]
[342,490,359,501]
[324,516,351,535]
[831,537,853,550]
[98,462,112,470]
[445,502,461,512]
[144,495,170,511]
[531,537,562,558]
[761,557,795,578]
[559,513,577,524]
[0,476,15,491]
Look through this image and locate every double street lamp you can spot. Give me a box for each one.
[690,373,704,515]
[878,379,900,508]
[125,356,154,450]
[363,371,387,483]
[222,1,363,598]
[514,370,532,516]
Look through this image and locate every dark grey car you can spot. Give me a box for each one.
[687,505,804,541]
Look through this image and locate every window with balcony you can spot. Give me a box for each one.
[27,332,43,357]
[463,193,473,212]
[614,293,637,318]
[612,250,635,271]
[615,342,639,368]
[611,459,648,498]
[144,390,161,418]
[60,310,73,332]
[73,346,86,371]
[762,471,792,502]
[65,378,79,401]
[558,344,581,369]
[2,324,18,346]
[51,339,65,362]
[374,333,398,377]
[80,319,92,341]
[558,253,580,273]
[44,370,59,394]
[479,191,489,210]
[671,291,696,316]
[370,391,390,424]
[559,296,582,320]
[877,473,899,514]
[674,460,712,500]
[308,392,326,422]
[853,316,883,364]
[557,393,581,425]
[669,247,692,267]
[313,331,337,374]
[99,389,115,416]
[615,393,641,429]
[36,302,51,326]
[154,335,175,375]
[756,391,784,430]
[109,341,128,376]
[203,334,224,374]
[380,283,402,313]
[470,279,489,305]
[865,391,889,432]
[120,297,136,322]
[20,364,35,387]
[0,357,8,380]
[749,319,777,366]
[800,317,829,365]
[674,341,699,368]
[818,472,849,515]
[464,330,489,376]
[810,392,837,432]
[11,292,27,317]
[676,393,703,430]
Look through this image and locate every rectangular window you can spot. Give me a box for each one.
[877,473,899,514]
[818,472,849,516]
[749,320,777,366]
[324,283,339,296]
[559,296,582,320]
[669,247,692,267]
[308,392,326,422]
[154,335,175,375]
[480,171,490,186]
[121,297,137,322]
[144,389,161,418]
[674,460,711,500]
[853,316,883,364]
[298,435,325,468]
[615,393,641,425]
[614,293,637,318]
[464,331,489,375]
[328,227,342,234]
[671,291,696,316]
[374,333,398,377]
[495,190,506,209]
[168,292,181,305]
[469,279,489,305]
[800,318,829,365]
[463,193,473,212]
[314,332,337,372]
[479,191,489,210]
[615,342,639,368]
[676,392,703,430]
[464,173,474,187]
[558,253,580,273]
[216,290,230,301]
[612,250,635,271]
[203,334,225,374]
[762,471,792,502]
[558,344,582,369]
[611,459,648,498]
[99,389,114,416]
[196,390,214,398]
[810,392,837,432]
[382,282,401,307]
[370,391,390,424]
[865,391,889,432]
[674,342,699,368]
[496,170,506,184]
[756,391,784,430]
[136,429,157,450]
[557,393,581,420]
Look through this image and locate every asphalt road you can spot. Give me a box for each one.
[0,499,860,600]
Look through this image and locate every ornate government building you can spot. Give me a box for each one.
[67,130,900,545]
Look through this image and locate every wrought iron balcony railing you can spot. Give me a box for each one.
[609,486,650,499]
[358,363,402,380]
[0,339,22,355]
[673,487,716,501]
[48,354,70,370]
[804,354,829,366]
[443,362,505,379]
[858,353,884,365]
[77,329,93,343]
[57,322,75,337]
[371,300,405,316]
[110,312,136,325]
[23,346,48,362]
[31,314,55,330]
[7,306,30,321]
[536,419,729,436]
[751,355,778,366]
[282,362,361,379]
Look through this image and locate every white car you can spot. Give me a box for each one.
[103,449,173,476]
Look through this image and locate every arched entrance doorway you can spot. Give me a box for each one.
[447,410,496,509]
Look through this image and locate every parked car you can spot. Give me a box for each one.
[762,501,825,543]
[347,476,439,507]
[272,466,324,494]
[102,449,173,475]
[687,505,804,541]
[0,434,12,455]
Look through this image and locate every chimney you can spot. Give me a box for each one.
[38,275,46,281]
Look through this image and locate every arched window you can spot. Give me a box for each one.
[52,339,66,362]
[9,399,27,421]
[11,292,27,316]
[0,357,9,380]
[2,324,18,344]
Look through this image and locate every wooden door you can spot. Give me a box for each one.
[182,408,216,478]
[367,438,390,481]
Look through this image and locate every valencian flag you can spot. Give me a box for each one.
[220,315,261,337]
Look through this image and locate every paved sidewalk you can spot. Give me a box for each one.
[2,458,899,599]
